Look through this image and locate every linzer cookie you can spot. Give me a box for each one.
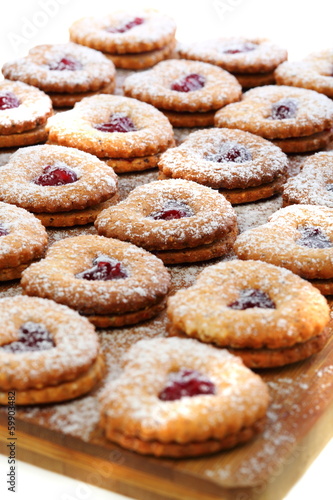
[70,11,176,69]
[21,235,171,328]
[275,49,333,98]
[235,205,333,295]
[178,37,287,88]
[123,59,241,127]
[2,43,116,108]
[0,145,118,227]
[0,296,104,405]
[0,79,52,148]
[158,128,288,204]
[46,94,174,173]
[0,202,47,281]
[215,85,333,153]
[283,152,333,208]
[95,179,237,264]
[99,337,270,457]
[167,260,330,368]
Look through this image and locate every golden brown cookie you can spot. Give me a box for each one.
[167,260,330,368]
[104,39,176,69]
[0,202,47,280]
[95,179,238,263]
[21,235,171,327]
[99,337,270,457]
[215,85,333,153]
[0,296,104,404]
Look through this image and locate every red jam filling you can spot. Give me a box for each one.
[212,142,252,163]
[1,322,55,353]
[94,113,137,133]
[0,92,20,110]
[150,201,193,220]
[228,289,276,310]
[297,226,332,249]
[33,165,78,186]
[0,223,9,237]
[222,42,257,55]
[76,255,128,281]
[171,73,205,92]
[158,369,216,401]
[49,57,83,71]
[271,99,298,120]
[106,17,145,34]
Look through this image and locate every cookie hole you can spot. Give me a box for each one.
[207,142,252,163]
[0,223,9,237]
[1,322,55,353]
[94,113,137,133]
[0,92,20,110]
[75,255,128,281]
[48,57,83,71]
[171,73,205,93]
[158,368,216,401]
[270,98,298,120]
[296,225,332,249]
[33,164,78,186]
[149,200,194,220]
[106,17,145,34]
[228,289,276,310]
[221,42,257,55]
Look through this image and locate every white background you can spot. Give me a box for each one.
[0,0,333,499]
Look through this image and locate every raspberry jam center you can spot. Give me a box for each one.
[1,322,55,353]
[106,17,145,34]
[222,42,257,55]
[297,226,332,249]
[171,73,205,92]
[49,57,83,71]
[158,369,216,401]
[228,289,276,310]
[0,92,20,110]
[33,164,78,186]
[0,223,9,237]
[76,255,128,281]
[150,201,193,220]
[271,99,298,120]
[211,142,252,163]
[94,113,137,133]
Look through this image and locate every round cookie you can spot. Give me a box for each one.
[0,202,48,281]
[158,128,288,204]
[178,37,287,88]
[2,43,116,108]
[0,79,52,147]
[215,85,333,153]
[0,296,104,405]
[275,49,333,98]
[167,260,330,368]
[21,235,171,328]
[0,145,119,227]
[95,179,238,264]
[235,204,333,294]
[283,152,333,208]
[124,59,241,127]
[99,337,270,457]
[46,94,175,173]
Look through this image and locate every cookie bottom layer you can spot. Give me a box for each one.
[102,417,266,457]
[0,354,105,405]
[0,260,40,282]
[234,70,276,89]
[0,125,48,148]
[219,175,286,204]
[104,40,176,69]
[104,154,161,173]
[308,278,333,295]
[161,109,216,127]
[49,81,116,108]
[272,129,333,153]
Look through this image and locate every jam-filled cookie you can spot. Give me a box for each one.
[0,79,52,148]
[0,202,47,281]
[99,337,270,457]
[70,11,176,69]
[95,179,237,264]
[0,296,104,405]
[123,59,241,127]
[0,145,119,227]
[2,43,116,108]
[283,152,333,208]
[21,235,171,328]
[275,49,333,98]
[178,37,287,88]
[158,128,288,204]
[167,260,330,368]
[46,94,175,173]
[235,205,333,295]
[215,85,333,153]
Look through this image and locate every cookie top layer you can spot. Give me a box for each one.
[124,59,242,112]
[70,10,176,54]
[178,37,287,73]
[2,43,116,94]
[215,85,333,139]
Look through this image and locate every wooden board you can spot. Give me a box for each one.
[0,126,333,500]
